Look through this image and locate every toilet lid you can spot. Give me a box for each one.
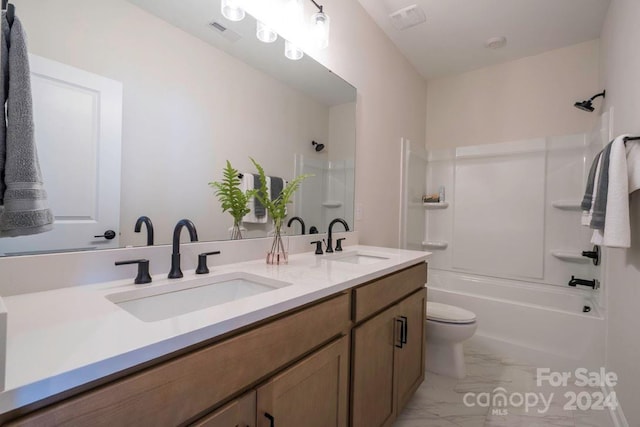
[427,302,476,324]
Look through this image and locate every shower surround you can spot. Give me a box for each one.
[401,130,606,371]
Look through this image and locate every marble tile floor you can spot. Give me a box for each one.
[394,342,615,427]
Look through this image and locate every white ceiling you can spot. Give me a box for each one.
[357,0,611,79]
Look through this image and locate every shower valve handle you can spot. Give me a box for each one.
[581,245,600,266]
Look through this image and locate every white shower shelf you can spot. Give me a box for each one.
[422,241,448,249]
[423,202,449,209]
[551,251,589,263]
[551,200,582,211]
[321,201,343,208]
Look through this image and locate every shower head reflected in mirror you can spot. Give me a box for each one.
[574,91,605,112]
[312,141,325,152]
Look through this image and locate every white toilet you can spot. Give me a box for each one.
[426,302,477,379]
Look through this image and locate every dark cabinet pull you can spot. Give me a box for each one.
[395,318,404,348]
[265,412,275,427]
[94,230,116,240]
[400,316,408,345]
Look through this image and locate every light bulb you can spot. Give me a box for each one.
[311,11,330,49]
[256,20,277,43]
[221,0,245,22]
[285,40,303,60]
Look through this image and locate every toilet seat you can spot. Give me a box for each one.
[427,302,476,324]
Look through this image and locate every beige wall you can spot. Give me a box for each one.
[600,0,640,425]
[299,0,428,247]
[425,40,600,149]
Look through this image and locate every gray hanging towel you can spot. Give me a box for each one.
[270,176,284,201]
[0,13,9,208]
[590,141,613,230]
[253,173,266,217]
[0,15,53,237]
[581,150,602,212]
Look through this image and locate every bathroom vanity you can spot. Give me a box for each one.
[0,246,428,427]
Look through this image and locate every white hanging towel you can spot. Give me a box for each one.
[627,141,640,193]
[591,135,638,248]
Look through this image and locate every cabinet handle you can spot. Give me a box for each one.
[395,318,404,348]
[265,412,275,427]
[400,316,408,345]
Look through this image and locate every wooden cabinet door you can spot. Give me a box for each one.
[395,289,427,413]
[256,336,349,427]
[192,391,256,427]
[351,305,399,427]
[6,294,350,427]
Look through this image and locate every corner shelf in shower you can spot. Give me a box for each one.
[422,241,448,249]
[551,200,582,211]
[551,251,589,263]
[423,202,449,209]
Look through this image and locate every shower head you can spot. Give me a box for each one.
[574,100,595,112]
[312,141,325,152]
[574,91,605,112]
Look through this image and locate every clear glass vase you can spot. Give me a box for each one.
[266,222,288,265]
[229,220,245,240]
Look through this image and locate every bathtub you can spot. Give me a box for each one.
[427,269,606,371]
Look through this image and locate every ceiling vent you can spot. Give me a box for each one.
[209,21,241,42]
[389,4,426,31]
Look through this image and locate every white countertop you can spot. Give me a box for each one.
[0,245,429,414]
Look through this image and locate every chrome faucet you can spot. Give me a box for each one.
[325,218,349,253]
[168,219,198,279]
[287,216,306,235]
[134,216,154,246]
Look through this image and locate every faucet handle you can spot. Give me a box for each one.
[115,259,152,284]
[310,241,323,255]
[196,251,221,275]
[336,238,346,252]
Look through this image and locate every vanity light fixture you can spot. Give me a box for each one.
[222,0,330,59]
[310,0,330,49]
[257,20,277,43]
[285,40,304,60]
[221,0,245,21]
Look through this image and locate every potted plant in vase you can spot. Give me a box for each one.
[209,161,255,240]
[250,157,311,264]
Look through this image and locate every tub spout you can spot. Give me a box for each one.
[568,276,599,290]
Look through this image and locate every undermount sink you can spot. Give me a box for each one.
[106,273,291,322]
[327,251,390,265]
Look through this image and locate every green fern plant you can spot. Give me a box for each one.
[249,157,311,232]
[209,161,255,239]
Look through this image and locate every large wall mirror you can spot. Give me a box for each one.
[0,0,356,256]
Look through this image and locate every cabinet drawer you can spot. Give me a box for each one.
[8,293,351,427]
[352,263,427,323]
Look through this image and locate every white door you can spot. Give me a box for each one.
[0,55,122,256]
